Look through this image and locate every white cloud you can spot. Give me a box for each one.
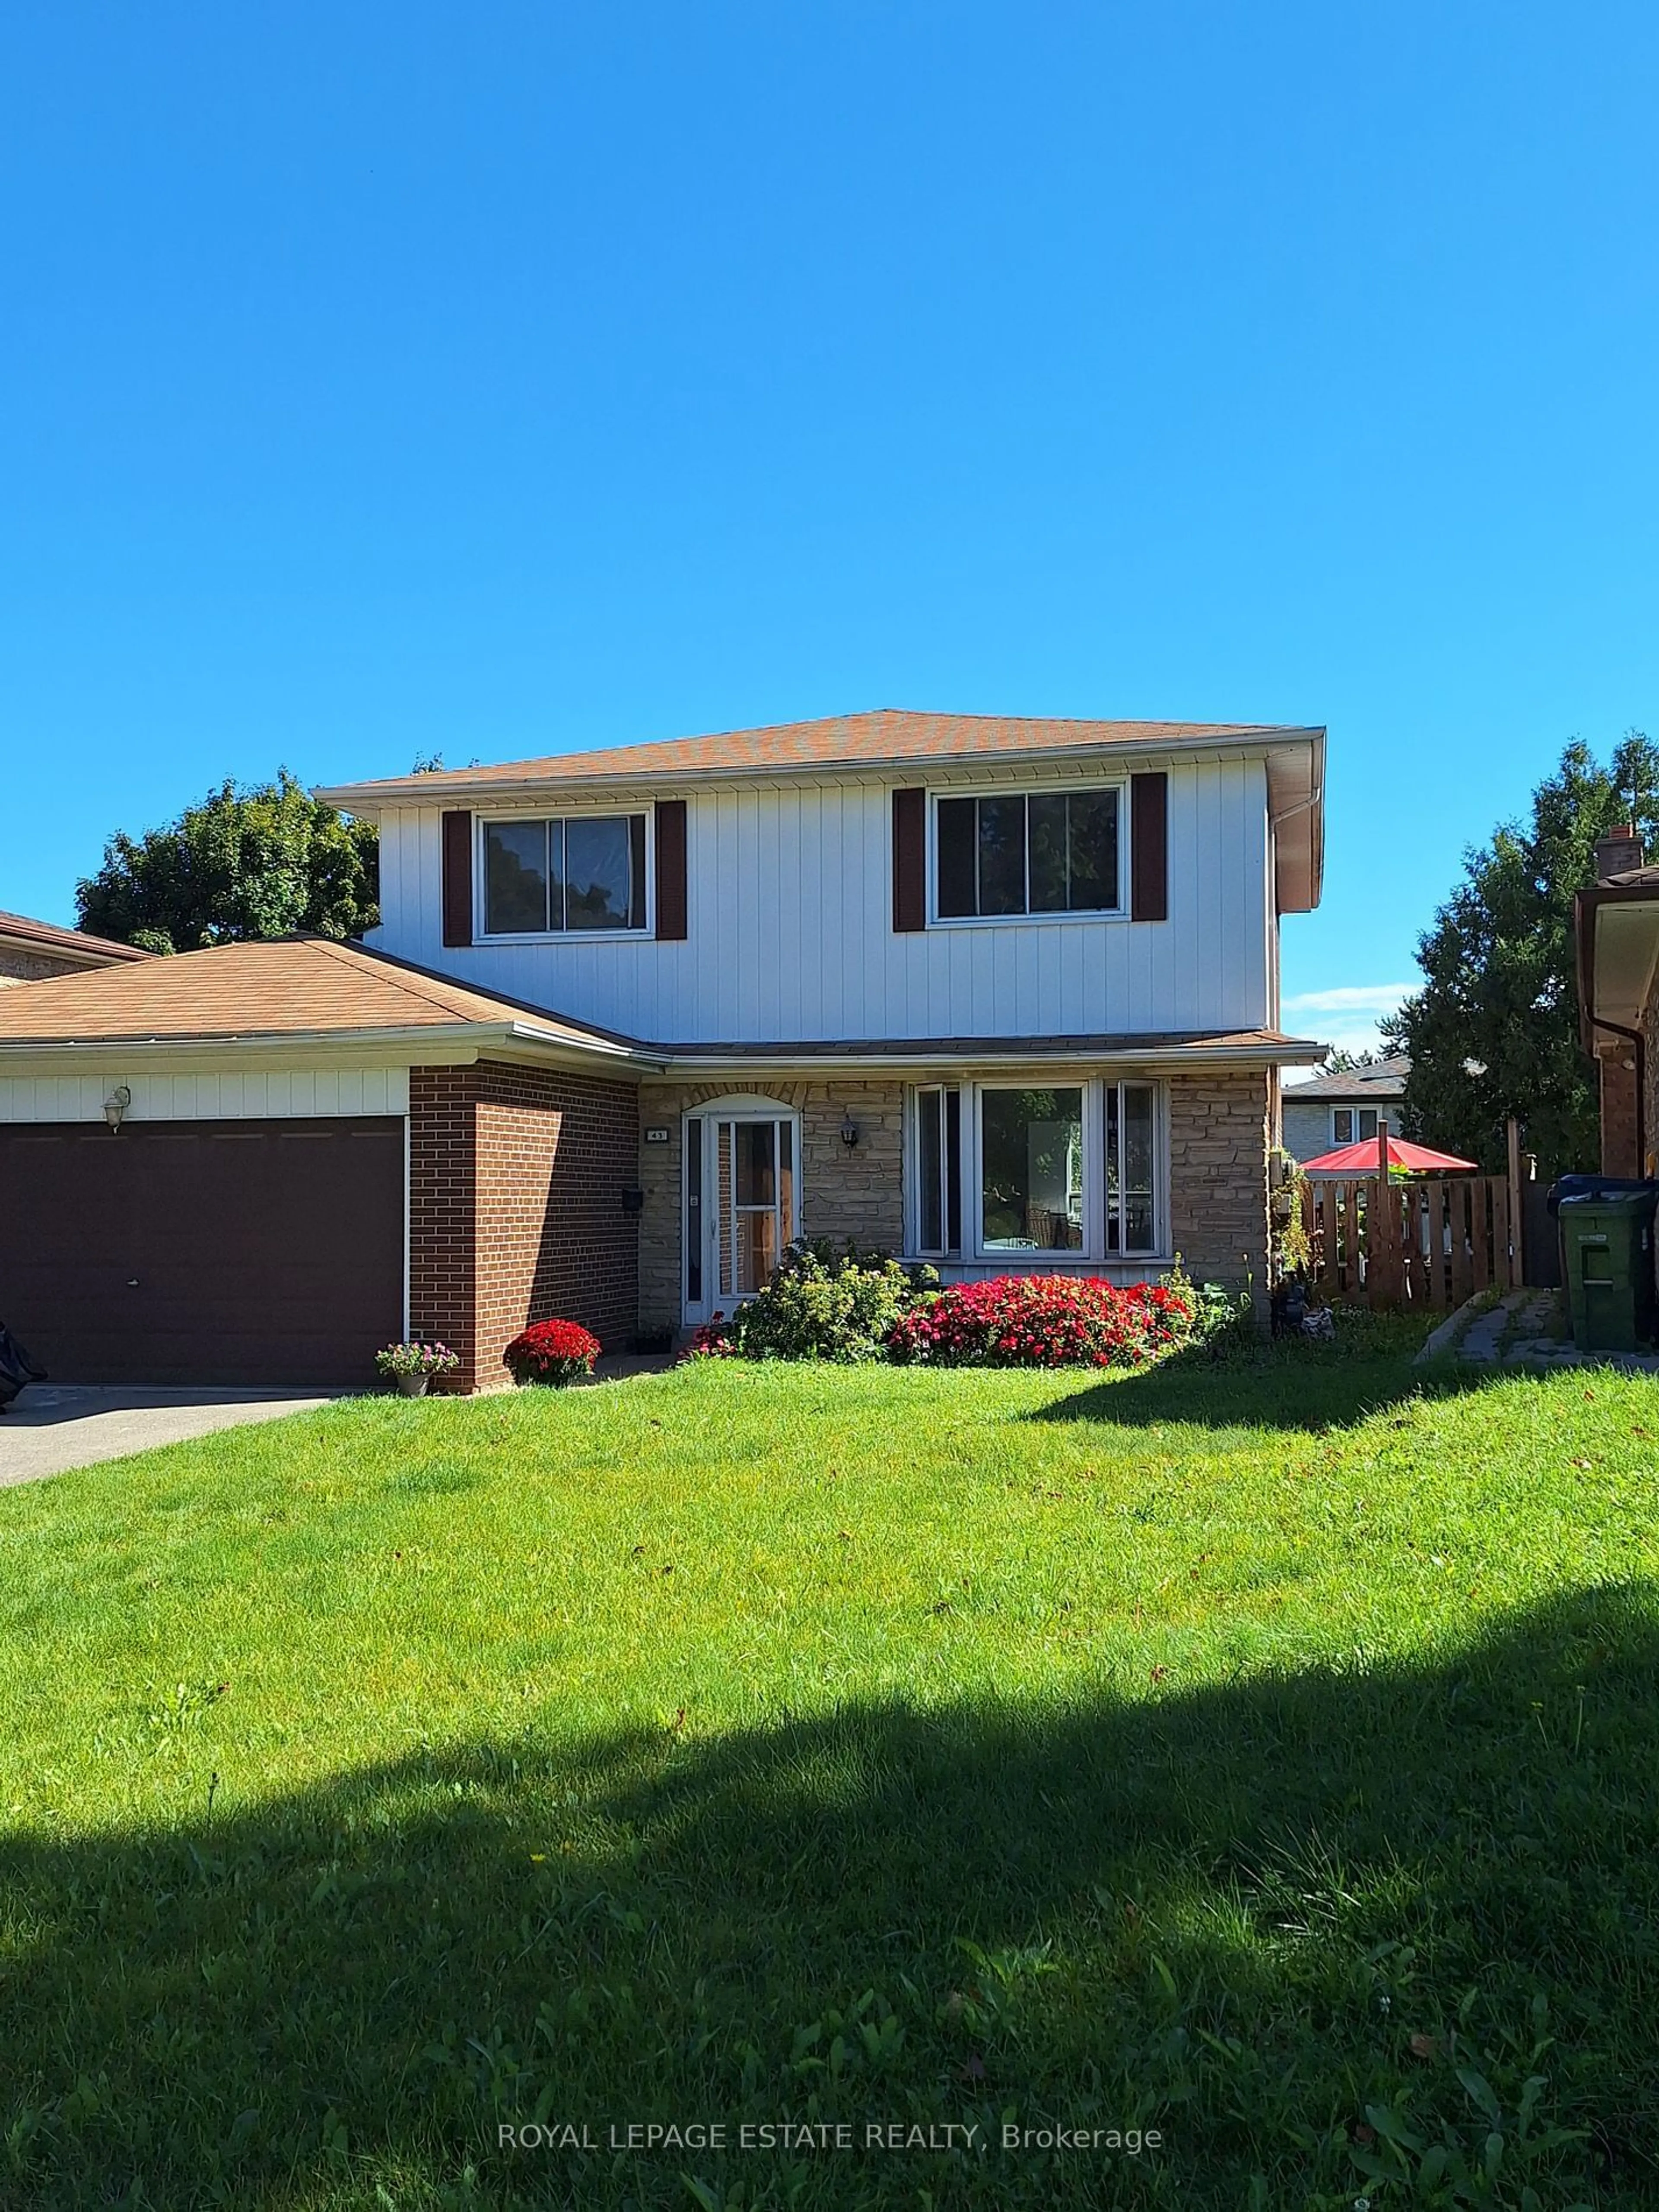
[1281,982,1415,1079]
[1281,983,1417,1015]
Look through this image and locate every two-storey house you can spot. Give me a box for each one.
[0,712,1325,1389]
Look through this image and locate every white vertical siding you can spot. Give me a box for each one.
[0,1067,411,1124]
[366,757,1275,1045]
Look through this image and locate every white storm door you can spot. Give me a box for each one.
[682,1113,797,1323]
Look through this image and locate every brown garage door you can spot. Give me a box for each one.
[0,1118,404,1386]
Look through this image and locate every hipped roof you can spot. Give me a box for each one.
[318,709,1326,914]
[0,936,1326,1076]
[0,935,643,1060]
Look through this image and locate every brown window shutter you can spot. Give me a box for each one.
[628,813,648,929]
[441,810,473,946]
[892,788,926,931]
[655,799,688,939]
[1130,772,1168,922]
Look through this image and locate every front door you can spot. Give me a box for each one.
[682,1112,798,1325]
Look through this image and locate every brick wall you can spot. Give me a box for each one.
[636,1080,905,1333]
[1600,1046,1642,1177]
[1166,1069,1273,1309]
[0,947,104,984]
[410,1060,640,1391]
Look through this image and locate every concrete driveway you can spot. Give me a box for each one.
[0,1385,341,1487]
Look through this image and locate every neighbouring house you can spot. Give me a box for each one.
[0,909,151,986]
[0,711,1327,1389]
[1575,823,1659,1176]
[1280,1054,1409,1165]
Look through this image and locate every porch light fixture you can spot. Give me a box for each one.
[839,1113,859,1150]
[103,1085,131,1134]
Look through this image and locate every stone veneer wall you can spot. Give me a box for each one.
[1165,1069,1274,1305]
[638,1070,1275,1331]
[636,1080,905,1333]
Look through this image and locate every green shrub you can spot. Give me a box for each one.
[1161,1255,1255,1358]
[702,1239,938,1363]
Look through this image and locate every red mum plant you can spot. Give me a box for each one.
[678,1312,737,1362]
[886,1274,1194,1370]
[503,1318,601,1387]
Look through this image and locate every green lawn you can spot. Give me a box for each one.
[2,1331,1657,2209]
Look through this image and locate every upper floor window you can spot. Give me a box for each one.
[935,789,1121,919]
[1332,1106,1386,1143]
[482,815,647,935]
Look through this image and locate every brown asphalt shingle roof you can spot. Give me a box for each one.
[671,1027,1322,1061]
[0,938,1326,1068]
[1282,1053,1409,1099]
[0,936,637,1051]
[0,909,152,963]
[318,709,1322,804]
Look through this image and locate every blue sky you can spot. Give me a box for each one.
[4,3,1656,1055]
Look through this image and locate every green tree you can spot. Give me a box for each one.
[76,771,378,955]
[1383,733,1659,1177]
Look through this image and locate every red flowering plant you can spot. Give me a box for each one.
[503,1318,601,1387]
[678,1313,737,1361]
[886,1272,1195,1370]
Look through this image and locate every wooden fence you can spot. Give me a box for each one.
[1299,1174,1518,1310]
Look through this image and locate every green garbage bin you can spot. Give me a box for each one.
[1558,1190,1657,1353]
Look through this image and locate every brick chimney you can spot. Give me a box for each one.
[1595,823,1644,880]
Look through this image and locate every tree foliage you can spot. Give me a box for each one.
[76,771,378,955]
[1383,734,1659,1177]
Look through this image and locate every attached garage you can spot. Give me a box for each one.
[0,934,651,1393]
[0,1117,404,1386]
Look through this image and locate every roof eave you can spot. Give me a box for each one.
[316,726,1328,814]
[656,1036,1328,1078]
[1576,881,1659,1049]
[0,1019,664,1075]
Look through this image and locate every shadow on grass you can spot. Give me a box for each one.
[3,1587,1656,2209]
[1033,1316,1510,1432]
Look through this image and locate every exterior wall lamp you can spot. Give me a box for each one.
[839,1113,859,1149]
[103,1085,131,1135]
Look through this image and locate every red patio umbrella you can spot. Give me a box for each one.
[1298,1133,1479,1176]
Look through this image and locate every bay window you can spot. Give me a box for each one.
[1105,1081,1158,1255]
[912,1084,963,1258]
[980,1087,1085,1251]
[906,1078,1164,1261]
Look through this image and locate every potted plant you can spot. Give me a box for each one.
[374,1341,460,1397]
[502,1318,601,1387]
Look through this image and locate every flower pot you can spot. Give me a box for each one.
[395,1372,431,1398]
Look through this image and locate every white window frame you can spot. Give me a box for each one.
[908,1082,964,1259]
[1332,1105,1385,1144]
[474,804,654,943]
[926,782,1130,928]
[903,1077,1168,1264]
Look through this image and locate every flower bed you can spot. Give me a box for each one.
[887,1273,1195,1369]
[678,1244,1231,1373]
[503,1318,601,1386]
